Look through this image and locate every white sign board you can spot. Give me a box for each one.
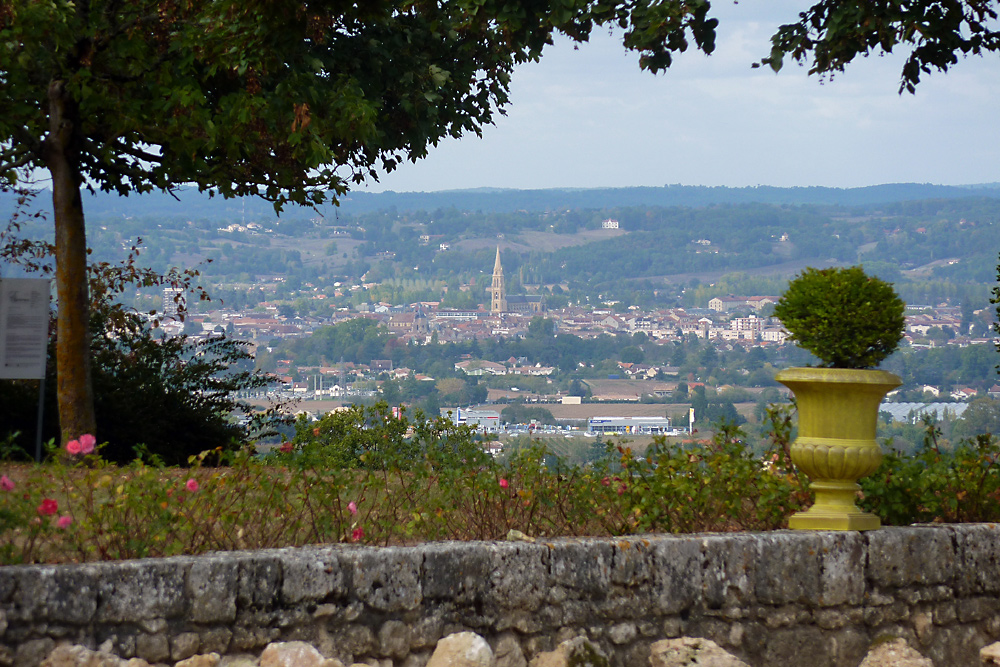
[0,278,51,380]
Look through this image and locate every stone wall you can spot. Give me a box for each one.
[3,525,1000,667]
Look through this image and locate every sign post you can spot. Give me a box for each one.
[0,278,52,461]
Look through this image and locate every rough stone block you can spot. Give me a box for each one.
[828,627,870,667]
[651,537,701,615]
[347,548,422,612]
[236,554,284,611]
[95,560,187,623]
[606,623,635,646]
[45,566,100,625]
[0,567,17,603]
[866,527,955,589]
[548,540,612,598]
[260,642,328,667]
[754,532,823,606]
[409,616,443,650]
[336,625,375,656]
[492,633,526,667]
[608,539,654,587]
[377,621,411,659]
[816,532,866,607]
[230,627,274,652]
[649,637,749,667]
[401,652,431,667]
[199,629,232,655]
[700,534,757,609]
[5,567,55,622]
[187,558,238,623]
[281,548,345,606]
[858,637,932,667]
[759,626,834,667]
[421,542,491,605]
[426,633,493,667]
[924,624,983,667]
[529,636,608,667]
[486,543,548,612]
[5,566,99,626]
[957,596,1000,623]
[171,633,202,661]
[595,593,654,621]
[953,524,1000,595]
[176,654,221,667]
[135,634,170,664]
[897,585,954,605]
[13,638,54,667]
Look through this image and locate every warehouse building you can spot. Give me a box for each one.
[587,416,672,435]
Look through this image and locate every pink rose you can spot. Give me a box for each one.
[186,479,199,492]
[78,434,96,454]
[37,498,58,515]
[66,440,82,455]
[347,501,358,515]
[351,526,365,542]
[499,478,509,489]
[0,475,13,491]
[57,515,73,529]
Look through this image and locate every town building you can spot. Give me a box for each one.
[442,407,502,434]
[490,247,506,315]
[489,247,544,315]
[587,416,672,435]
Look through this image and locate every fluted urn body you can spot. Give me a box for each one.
[775,367,901,531]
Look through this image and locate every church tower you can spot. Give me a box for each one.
[490,246,506,315]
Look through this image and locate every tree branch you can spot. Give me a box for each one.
[0,148,34,172]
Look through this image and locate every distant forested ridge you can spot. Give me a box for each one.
[4,182,1000,221]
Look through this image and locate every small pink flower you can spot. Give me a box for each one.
[600,477,611,487]
[185,479,199,492]
[351,526,365,542]
[57,515,73,529]
[347,501,358,515]
[78,434,96,454]
[499,478,509,489]
[65,440,82,455]
[37,498,58,515]
[0,475,13,491]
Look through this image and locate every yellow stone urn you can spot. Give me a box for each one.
[775,367,901,531]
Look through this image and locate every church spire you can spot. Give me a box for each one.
[490,246,506,315]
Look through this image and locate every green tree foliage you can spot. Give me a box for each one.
[500,404,556,425]
[0,0,719,442]
[290,402,486,469]
[952,398,1000,440]
[689,385,745,427]
[760,0,1000,94]
[774,266,905,369]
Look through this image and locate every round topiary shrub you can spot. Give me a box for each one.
[773,266,905,369]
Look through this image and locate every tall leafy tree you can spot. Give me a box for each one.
[0,0,718,442]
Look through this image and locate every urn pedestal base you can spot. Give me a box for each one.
[787,480,881,531]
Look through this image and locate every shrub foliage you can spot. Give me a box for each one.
[773,265,905,368]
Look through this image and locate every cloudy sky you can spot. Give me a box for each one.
[365,1,1000,193]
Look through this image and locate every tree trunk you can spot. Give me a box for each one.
[44,79,96,444]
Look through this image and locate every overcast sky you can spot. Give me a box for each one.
[364,1,1000,193]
